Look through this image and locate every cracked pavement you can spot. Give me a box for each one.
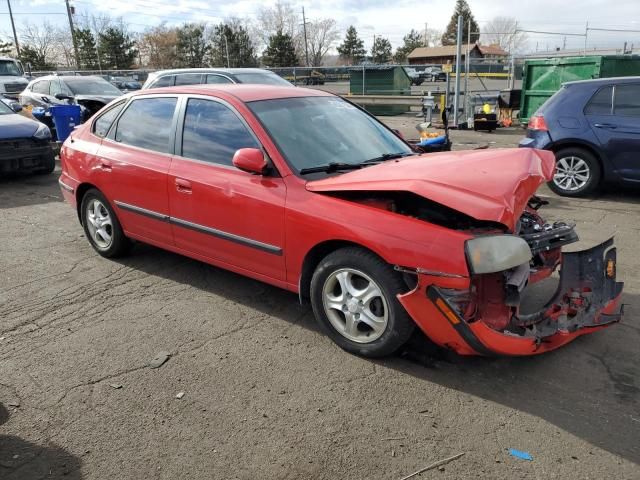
[1,132,639,479]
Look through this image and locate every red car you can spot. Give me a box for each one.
[58,85,624,357]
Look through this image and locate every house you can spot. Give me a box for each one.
[407,43,508,65]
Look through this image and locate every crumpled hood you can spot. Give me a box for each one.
[306,148,555,231]
[0,113,40,139]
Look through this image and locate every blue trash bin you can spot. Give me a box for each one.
[49,104,82,142]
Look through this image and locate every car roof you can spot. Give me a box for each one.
[150,68,279,76]
[564,76,640,87]
[133,84,333,102]
[31,75,106,82]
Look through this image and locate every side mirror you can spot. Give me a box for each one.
[55,93,74,101]
[232,148,267,175]
[10,102,22,113]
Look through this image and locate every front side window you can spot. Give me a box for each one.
[93,101,126,138]
[585,86,613,115]
[114,97,177,153]
[151,75,175,88]
[175,74,202,86]
[206,74,233,85]
[614,84,640,117]
[31,80,50,94]
[248,96,411,174]
[181,98,259,166]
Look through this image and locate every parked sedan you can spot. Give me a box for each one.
[20,75,123,117]
[58,85,623,357]
[142,68,291,89]
[519,77,640,196]
[0,98,54,174]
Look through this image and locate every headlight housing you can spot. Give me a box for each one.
[33,122,52,140]
[465,235,532,275]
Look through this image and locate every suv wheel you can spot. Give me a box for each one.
[549,147,601,197]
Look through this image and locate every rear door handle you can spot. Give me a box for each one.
[99,159,112,171]
[175,178,192,193]
[594,123,617,129]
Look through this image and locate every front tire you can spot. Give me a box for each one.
[310,247,415,358]
[81,189,131,258]
[549,147,601,197]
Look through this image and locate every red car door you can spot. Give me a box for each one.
[167,96,286,282]
[97,95,179,245]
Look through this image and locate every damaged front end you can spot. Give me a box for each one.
[398,197,624,356]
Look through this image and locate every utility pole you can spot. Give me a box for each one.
[453,15,462,127]
[301,7,310,67]
[424,22,428,46]
[584,21,588,54]
[64,0,80,69]
[224,34,230,68]
[6,0,20,56]
[464,21,470,122]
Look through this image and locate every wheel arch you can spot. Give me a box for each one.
[547,139,606,173]
[75,182,99,224]
[298,240,389,304]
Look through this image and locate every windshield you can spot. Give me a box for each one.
[65,78,122,96]
[0,60,22,76]
[248,96,412,174]
[0,100,14,115]
[234,72,291,86]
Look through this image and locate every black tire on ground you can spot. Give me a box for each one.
[310,247,415,358]
[549,147,602,197]
[80,188,132,258]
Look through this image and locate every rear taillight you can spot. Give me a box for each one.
[528,115,548,131]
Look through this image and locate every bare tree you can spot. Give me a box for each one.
[20,21,59,66]
[481,16,528,53]
[254,1,300,49]
[420,27,443,47]
[139,23,178,68]
[306,18,339,66]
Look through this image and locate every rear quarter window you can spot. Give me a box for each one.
[93,101,126,138]
[151,75,175,88]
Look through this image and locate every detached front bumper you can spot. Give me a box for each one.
[398,238,623,356]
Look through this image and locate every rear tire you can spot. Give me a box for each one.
[549,147,601,197]
[80,188,131,258]
[310,247,415,358]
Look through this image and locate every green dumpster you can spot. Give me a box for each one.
[349,66,412,116]
[520,55,640,123]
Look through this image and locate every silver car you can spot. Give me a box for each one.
[142,68,291,89]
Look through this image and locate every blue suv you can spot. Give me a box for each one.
[519,77,640,196]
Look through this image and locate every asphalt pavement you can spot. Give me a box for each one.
[1,129,639,479]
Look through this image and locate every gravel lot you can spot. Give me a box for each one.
[1,127,639,479]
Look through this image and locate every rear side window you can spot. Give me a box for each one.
[175,74,202,86]
[206,74,233,84]
[585,86,613,115]
[114,97,177,153]
[181,98,259,166]
[614,84,640,117]
[31,80,49,94]
[93,101,125,138]
[151,75,175,88]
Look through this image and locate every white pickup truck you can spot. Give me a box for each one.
[0,57,29,99]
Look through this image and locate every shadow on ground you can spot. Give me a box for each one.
[0,171,62,210]
[0,403,82,479]
[114,241,640,466]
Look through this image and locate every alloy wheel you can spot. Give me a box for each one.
[86,199,113,249]
[554,156,591,192]
[322,268,389,343]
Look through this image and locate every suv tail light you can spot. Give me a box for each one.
[528,115,548,131]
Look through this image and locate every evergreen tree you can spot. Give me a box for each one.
[176,23,209,68]
[394,29,425,63]
[209,21,257,68]
[371,36,392,64]
[20,45,55,70]
[98,27,137,69]
[336,26,366,65]
[75,28,99,70]
[441,0,479,45]
[263,29,298,67]
[0,39,12,55]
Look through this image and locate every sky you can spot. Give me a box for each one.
[1,0,639,53]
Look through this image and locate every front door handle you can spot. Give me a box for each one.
[594,123,617,129]
[175,178,192,194]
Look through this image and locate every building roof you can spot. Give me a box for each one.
[408,43,507,59]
